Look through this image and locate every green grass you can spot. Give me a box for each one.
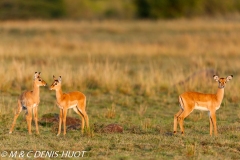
[0,19,240,159]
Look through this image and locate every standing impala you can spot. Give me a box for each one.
[50,76,89,136]
[9,72,47,135]
[174,75,233,136]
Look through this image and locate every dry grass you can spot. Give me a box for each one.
[0,20,240,94]
[0,19,240,159]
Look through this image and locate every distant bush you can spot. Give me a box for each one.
[135,0,240,19]
[1,0,240,20]
[63,0,136,20]
[0,0,65,20]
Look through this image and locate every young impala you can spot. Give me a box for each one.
[50,76,89,136]
[9,72,47,135]
[173,75,233,136]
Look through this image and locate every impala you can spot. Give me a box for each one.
[173,75,233,136]
[50,76,89,136]
[9,72,47,134]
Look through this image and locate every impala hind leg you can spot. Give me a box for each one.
[74,106,89,133]
[174,109,183,134]
[81,109,89,130]
[84,112,89,130]
[73,107,85,134]
[178,107,194,135]
[57,109,63,136]
[9,100,22,134]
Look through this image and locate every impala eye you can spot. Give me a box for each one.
[39,79,41,81]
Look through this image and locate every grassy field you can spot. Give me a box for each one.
[0,19,240,159]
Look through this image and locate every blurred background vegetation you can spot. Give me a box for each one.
[1,0,240,20]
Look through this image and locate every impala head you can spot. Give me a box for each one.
[34,72,47,87]
[50,75,62,90]
[213,75,233,89]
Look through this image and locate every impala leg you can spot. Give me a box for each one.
[81,111,89,133]
[73,107,85,134]
[178,116,184,135]
[74,106,90,133]
[210,112,217,136]
[33,106,39,134]
[84,112,89,130]
[63,108,68,136]
[26,107,33,135]
[9,101,22,134]
[57,109,63,136]
[174,109,183,134]
[178,107,194,135]
[208,111,213,136]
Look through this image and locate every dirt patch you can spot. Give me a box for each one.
[39,113,81,132]
[102,124,123,133]
[93,123,124,133]
[40,113,124,133]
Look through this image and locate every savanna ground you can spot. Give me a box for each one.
[0,19,240,159]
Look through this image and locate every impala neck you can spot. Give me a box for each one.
[32,83,40,98]
[216,87,224,103]
[55,87,63,102]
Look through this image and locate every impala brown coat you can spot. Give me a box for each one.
[50,76,89,136]
[173,75,233,136]
[9,72,47,134]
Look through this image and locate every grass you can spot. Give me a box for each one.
[0,19,240,159]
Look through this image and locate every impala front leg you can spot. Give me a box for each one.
[33,106,39,134]
[208,111,213,136]
[63,108,68,136]
[210,112,218,136]
[57,109,63,136]
[26,107,33,135]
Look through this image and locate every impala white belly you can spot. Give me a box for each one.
[194,106,221,111]
[58,106,63,109]
[194,106,209,111]
[56,102,77,109]
[69,104,77,109]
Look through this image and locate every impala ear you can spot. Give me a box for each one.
[38,72,41,75]
[34,72,38,80]
[226,75,233,81]
[58,76,62,82]
[213,75,219,81]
